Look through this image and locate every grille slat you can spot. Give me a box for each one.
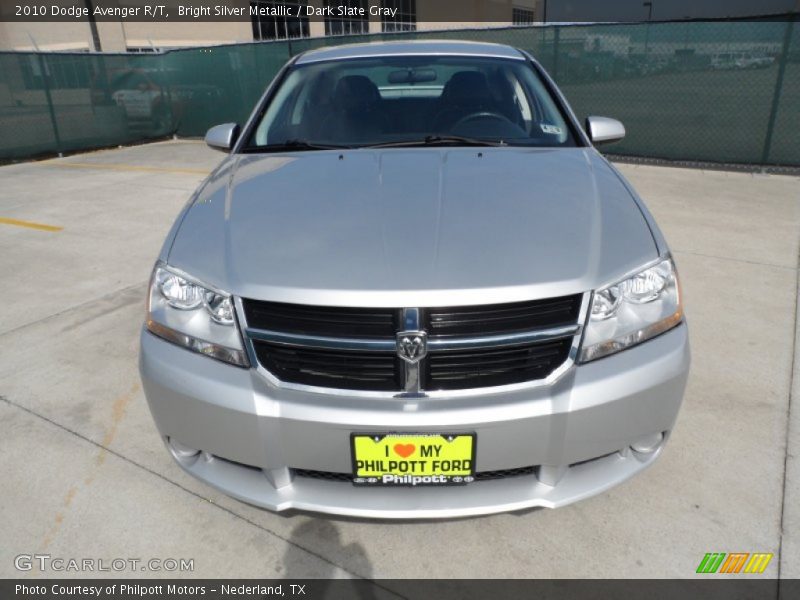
[426,338,572,390]
[253,342,400,391]
[429,354,563,371]
[428,346,565,365]
[431,304,575,322]
[427,295,581,336]
[242,295,581,392]
[265,352,394,367]
[243,300,397,338]
[293,466,538,482]
[431,363,557,377]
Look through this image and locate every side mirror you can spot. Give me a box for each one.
[585,116,626,145]
[205,123,240,153]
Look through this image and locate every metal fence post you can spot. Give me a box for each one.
[37,53,63,157]
[761,19,795,165]
[153,51,177,137]
[552,26,560,81]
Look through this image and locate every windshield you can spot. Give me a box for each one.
[245,55,578,150]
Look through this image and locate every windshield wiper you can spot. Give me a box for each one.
[242,136,508,153]
[242,139,352,153]
[365,135,508,149]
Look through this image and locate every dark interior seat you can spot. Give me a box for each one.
[431,71,500,132]
[319,75,388,142]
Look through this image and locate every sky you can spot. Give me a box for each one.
[544,0,798,22]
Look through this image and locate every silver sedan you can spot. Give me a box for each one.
[139,41,690,518]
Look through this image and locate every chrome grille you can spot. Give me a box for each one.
[243,300,397,338]
[252,343,400,391]
[426,296,581,336]
[241,294,585,393]
[426,338,573,390]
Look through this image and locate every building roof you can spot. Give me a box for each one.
[295,40,526,65]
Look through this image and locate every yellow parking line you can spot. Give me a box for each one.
[50,162,210,175]
[0,217,63,232]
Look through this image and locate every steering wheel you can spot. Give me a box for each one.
[451,111,516,131]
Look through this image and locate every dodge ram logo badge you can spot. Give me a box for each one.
[397,331,427,364]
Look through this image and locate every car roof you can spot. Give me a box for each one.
[294,40,526,65]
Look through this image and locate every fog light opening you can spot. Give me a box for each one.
[168,437,201,462]
[631,432,664,455]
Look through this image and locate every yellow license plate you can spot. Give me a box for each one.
[351,433,475,486]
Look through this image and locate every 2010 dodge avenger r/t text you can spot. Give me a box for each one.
[139,41,690,518]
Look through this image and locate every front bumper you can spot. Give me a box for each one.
[139,323,690,519]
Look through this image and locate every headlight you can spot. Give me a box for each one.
[579,257,683,362]
[155,268,204,309]
[146,264,248,367]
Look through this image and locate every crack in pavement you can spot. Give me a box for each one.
[776,243,800,586]
[0,279,400,591]
[0,394,406,598]
[0,281,148,339]
[39,382,140,551]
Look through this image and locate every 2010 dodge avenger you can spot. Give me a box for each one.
[139,41,690,518]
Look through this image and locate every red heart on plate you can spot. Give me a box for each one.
[393,443,415,458]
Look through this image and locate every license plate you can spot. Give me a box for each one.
[350,433,476,486]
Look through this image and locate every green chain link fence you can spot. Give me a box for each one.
[1,20,797,165]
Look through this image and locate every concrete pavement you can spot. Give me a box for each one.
[0,141,797,580]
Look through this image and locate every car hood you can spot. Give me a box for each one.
[167,148,658,307]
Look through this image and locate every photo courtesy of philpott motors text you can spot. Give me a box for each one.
[14,583,214,597]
